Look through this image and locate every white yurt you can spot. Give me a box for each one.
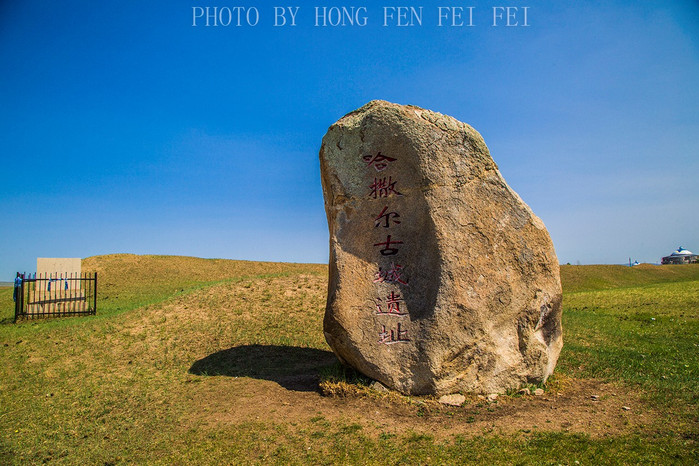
[661,246,699,264]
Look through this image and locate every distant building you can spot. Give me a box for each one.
[661,247,699,265]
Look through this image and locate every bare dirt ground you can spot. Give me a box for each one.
[188,360,654,440]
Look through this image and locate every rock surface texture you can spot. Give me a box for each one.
[320,100,562,396]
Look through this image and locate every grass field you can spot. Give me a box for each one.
[0,255,697,464]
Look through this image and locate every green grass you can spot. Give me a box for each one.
[0,257,697,464]
[560,263,699,293]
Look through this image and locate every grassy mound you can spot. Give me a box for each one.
[560,263,699,293]
[82,253,326,316]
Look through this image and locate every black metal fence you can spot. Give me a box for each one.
[14,272,97,322]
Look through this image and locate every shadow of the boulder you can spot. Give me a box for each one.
[189,344,338,392]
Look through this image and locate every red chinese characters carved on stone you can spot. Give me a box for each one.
[378,323,410,345]
[375,291,407,315]
[363,151,397,171]
[373,263,408,285]
[374,206,401,228]
[369,177,402,199]
[374,235,403,256]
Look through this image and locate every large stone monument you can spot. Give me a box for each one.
[37,258,81,291]
[320,101,562,396]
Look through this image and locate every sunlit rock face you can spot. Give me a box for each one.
[320,100,562,395]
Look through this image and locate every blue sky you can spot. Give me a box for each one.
[1,0,697,278]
